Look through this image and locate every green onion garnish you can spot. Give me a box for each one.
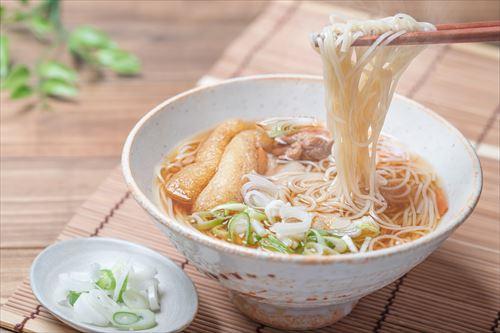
[67,290,82,306]
[95,269,116,291]
[210,202,247,212]
[117,274,128,303]
[324,236,347,253]
[259,235,294,254]
[211,225,229,239]
[228,212,250,242]
[111,309,156,330]
[113,311,140,325]
[195,217,224,231]
[245,207,267,221]
[306,229,326,245]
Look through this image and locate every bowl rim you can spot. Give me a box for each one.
[121,74,483,265]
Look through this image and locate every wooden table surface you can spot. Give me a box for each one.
[0,0,267,306]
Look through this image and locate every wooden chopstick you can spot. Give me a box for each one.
[352,21,500,46]
[434,20,500,31]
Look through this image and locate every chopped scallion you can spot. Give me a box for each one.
[195,217,224,231]
[67,290,82,306]
[259,235,294,254]
[117,274,128,303]
[112,309,156,330]
[113,311,140,325]
[228,212,250,242]
[95,269,116,291]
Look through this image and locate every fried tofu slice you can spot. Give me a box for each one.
[164,119,253,204]
[194,129,272,211]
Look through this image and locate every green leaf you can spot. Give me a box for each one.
[38,0,62,31]
[96,48,141,75]
[0,35,9,78]
[19,0,29,4]
[69,26,114,53]
[67,291,82,306]
[40,79,78,99]
[2,65,30,90]
[29,15,54,37]
[0,6,5,21]
[37,61,77,83]
[10,85,33,99]
[13,10,30,22]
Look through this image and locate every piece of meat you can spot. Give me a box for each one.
[301,135,333,160]
[194,129,271,211]
[272,128,333,161]
[164,119,253,204]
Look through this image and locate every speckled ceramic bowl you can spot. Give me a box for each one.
[122,75,482,330]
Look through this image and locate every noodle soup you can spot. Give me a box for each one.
[155,119,447,255]
[154,13,448,255]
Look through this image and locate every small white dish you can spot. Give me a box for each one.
[30,237,198,333]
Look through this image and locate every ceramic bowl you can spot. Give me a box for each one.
[122,75,482,330]
[30,237,198,333]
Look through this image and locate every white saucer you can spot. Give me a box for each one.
[30,237,198,333]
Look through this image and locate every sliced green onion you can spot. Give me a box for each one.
[117,275,128,303]
[211,202,247,212]
[258,117,318,138]
[269,127,289,138]
[147,280,160,311]
[315,229,330,236]
[195,217,224,231]
[303,242,321,255]
[193,211,226,221]
[112,309,156,330]
[192,210,226,231]
[122,290,148,309]
[246,232,258,246]
[306,229,326,245]
[250,218,268,236]
[246,207,267,221]
[67,290,82,306]
[324,236,348,253]
[113,311,140,325]
[294,241,305,254]
[194,211,216,218]
[211,225,229,239]
[192,211,218,221]
[95,269,116,291]
[259,235,294,254]
[112,262,131,302]
[353,216,380,239]
[245,220,252,245]
[228,212,250,242]
[303,242,338,255]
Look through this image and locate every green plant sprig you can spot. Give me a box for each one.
[0,0,141,106]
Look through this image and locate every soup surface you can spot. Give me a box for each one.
[155,118,447,255]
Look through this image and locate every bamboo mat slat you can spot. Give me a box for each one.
[482,110,499,147]
[1,1,499,332]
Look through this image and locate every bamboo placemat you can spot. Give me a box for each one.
[1,2,499,332]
